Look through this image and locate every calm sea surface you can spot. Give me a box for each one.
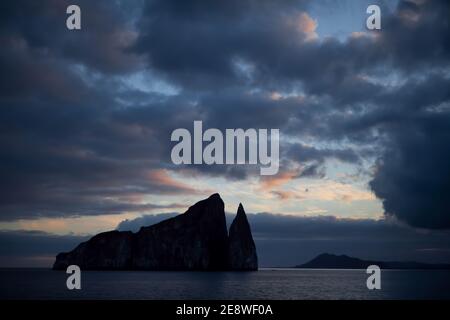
[1,268,450,300]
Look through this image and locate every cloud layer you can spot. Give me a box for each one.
[0,0,449,230]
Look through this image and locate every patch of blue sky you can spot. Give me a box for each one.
[308,0,398,41]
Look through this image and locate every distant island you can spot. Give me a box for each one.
[296,253,450,270]
[53,193,257,271]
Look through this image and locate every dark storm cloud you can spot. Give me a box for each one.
[285,142,360,176]
[0,0,449,229]
[0,0,201,220]
[135,0,311,89]
[0,0,143,74]
[0,93,201,220]
[370,112,450,229]
[135,0,449,94]
[379,0,450,71]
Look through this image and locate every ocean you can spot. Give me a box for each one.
[1,268,450,300]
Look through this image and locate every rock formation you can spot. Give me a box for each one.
[228,204,258,270]
[53,193,257,271]
[296,253,450,270]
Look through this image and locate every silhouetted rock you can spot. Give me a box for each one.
[228,203,258,270]
[132,193,229,270]
[53,230,133,270]
[53,194,257,271]
[296,253,450,270]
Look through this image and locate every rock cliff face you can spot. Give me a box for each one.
[53,193,257,271]
[228,204,258,270]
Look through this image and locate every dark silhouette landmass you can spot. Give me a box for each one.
[296,253,450,270]
[53,193,257,271]
[228,203,258,270]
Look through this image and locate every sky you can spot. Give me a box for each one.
[0,0,450,267]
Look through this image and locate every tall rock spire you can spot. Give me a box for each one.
[228,203,258,270]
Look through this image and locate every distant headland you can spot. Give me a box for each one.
[296,253,450,270]
[53,194,258,271]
